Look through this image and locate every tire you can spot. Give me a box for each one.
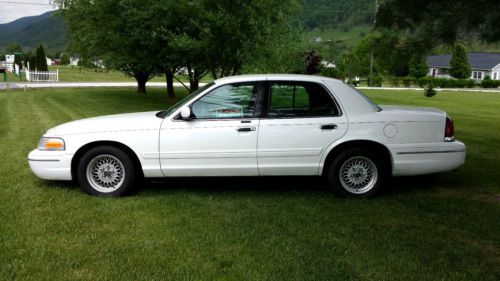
[77,146,136,197]
[326,147,388,198]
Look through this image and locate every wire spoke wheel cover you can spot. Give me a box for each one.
[86,154,125,193]
[339,156,378,194]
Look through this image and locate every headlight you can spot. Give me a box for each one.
[38,137,65,151]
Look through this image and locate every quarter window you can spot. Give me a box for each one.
[268,82,339,118]
[191,83,258,119]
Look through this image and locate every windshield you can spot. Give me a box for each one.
[157,81,215,118]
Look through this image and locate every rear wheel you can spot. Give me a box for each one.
[77,146,136,196]
[326,147,388,197]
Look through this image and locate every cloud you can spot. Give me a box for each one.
[0,0,57,24]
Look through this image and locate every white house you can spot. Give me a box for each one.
[427,52,500,80]
[46,57,53,66]
[70,56,80,66]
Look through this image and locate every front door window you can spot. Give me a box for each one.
[191,83,258,119]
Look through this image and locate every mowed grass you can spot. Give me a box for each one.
[0,87,499,280]
[48,66,166,83]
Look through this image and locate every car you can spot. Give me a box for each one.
[28,74,466,197]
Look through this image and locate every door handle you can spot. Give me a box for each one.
[237,127,256,132]
[320,124,337,130]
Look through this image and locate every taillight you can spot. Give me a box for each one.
[445,115,455,142]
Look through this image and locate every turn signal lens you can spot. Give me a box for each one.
[38,137,65,151]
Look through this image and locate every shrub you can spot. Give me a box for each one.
[417,77,433,88]
[464,79,477,88]
[388,76,401,87]
[481,79,500,88]
[372,75,384,87]
[402,77,413,87]
[424,83,437,97]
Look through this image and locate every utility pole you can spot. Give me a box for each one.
[369,0,379,86]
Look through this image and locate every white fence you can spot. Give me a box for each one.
[25,69,59,82]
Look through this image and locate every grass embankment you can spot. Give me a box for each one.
[0,87,499,280]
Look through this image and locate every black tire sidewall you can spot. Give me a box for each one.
[77,146,136,197]
[327,147,387,198]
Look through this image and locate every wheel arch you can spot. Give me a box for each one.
[71,141,144,181]
[321,140,393,176]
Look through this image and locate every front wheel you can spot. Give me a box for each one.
[77,146,136,196]
[326,148,388,197]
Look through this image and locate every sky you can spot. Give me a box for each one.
[0,0,57,24]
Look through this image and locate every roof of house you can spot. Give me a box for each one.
[427,52,500,70]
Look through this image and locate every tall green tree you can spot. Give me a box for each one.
[191,0,301,79]
[36,45,48,71]
[57,0,160,93]
[56,0,301,95]
[449,44,471,79]
[408,55,428,78]
[14,53,23,71]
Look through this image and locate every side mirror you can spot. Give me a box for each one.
[180,107,192,120]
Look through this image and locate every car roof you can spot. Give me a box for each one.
[214,74,339,84]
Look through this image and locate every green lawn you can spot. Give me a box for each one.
[48,66,169,83]
[0,87,499,280]
[5,66,207,83]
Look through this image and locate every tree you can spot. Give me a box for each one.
[57,0,159,93]
[61,54,70,65]
[14,53,23,71]
[192,0,301,79]
[376,0,500,44]
[36,45,49,71]
[408,55,428,78]
[5,42,23,54]
[56,0,300,95]
[25,50,36,70]
[449,44,471,79]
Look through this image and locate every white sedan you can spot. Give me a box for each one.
[28,74,466,197]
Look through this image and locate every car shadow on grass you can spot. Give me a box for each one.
[38,173,465,198]
[141,176,331,195]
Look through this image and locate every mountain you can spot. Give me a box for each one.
[0,11,67,50]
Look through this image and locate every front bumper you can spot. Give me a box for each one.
[389,140,467,176]
[28,149,73,180]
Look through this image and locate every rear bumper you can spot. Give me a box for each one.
[28,149,73,180]
[389,141,466,176]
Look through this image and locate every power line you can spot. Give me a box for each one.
[0,1,52,5]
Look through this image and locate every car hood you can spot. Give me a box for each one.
[46,111,163,136]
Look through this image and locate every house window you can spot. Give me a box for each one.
[494,72,498,80]
[472,71,483,80]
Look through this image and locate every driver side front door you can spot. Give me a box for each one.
[159,81,264,177]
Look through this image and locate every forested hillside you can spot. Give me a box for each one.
[0,0,374,51]
[0,11,66,50]
[300,0,375,29]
